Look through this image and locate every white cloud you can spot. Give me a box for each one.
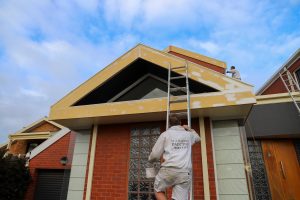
[20,88,48,99]
[188,39,221,54]
[0,0,299,143]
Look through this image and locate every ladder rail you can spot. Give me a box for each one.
[279,70,300,114]
[166,63,171,129]
[167,62,194,200]
[185,61,191,128]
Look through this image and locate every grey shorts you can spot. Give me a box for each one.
[154,168,191,200]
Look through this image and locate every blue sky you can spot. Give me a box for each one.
[0,0,300,143]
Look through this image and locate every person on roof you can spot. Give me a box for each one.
[148,114,200,200]
[226,66,241,80]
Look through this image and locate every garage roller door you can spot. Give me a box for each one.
[35,169,70,200]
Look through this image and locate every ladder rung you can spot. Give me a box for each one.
[170,75,186,80]
[287,83,296,86]
[170,96,187,103]
[171,66,186,70]
[170,87,186,92]
[170,112,188,117]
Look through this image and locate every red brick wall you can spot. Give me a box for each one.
[89,120,214,200]
[191,119,204,200]
[9,140,27,154]
[169,51,226,74]
[25,132,74,200]
[91,124,131,200]
[262,58,300,95]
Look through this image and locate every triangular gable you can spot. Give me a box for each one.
[74,60,218,105]
[52,44,253,110]
[11,117,65,135]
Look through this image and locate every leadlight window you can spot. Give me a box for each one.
[128,127,161,200]
[248,140,271,200]
[294,140,300,164]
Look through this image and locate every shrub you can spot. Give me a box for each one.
[0,150,31,200]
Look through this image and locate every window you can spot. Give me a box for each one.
[128,127,161,200]
[247,140,271,200]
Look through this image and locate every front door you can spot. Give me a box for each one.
[262,140,300,200]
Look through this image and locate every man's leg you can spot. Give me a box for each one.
[155,191,167,200]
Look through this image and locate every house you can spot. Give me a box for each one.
[246,49,300,200]
[7,117,66,156]
[3,117,74,200]
[29,44,257,200]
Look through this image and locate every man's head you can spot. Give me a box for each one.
[230,66,235,70]
[169,114,181,126]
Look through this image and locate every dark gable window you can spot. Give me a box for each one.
[128,127,160,200]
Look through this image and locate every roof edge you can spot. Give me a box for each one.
[164,45,227,69]
[28,128,70,160]
[256,48,300,95]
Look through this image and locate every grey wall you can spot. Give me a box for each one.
[212,120,249,200]
[67,130,91,200]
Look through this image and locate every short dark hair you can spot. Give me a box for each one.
[169,114,181,126]
[231,66,235,69]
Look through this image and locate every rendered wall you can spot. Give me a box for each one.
[67,130,90,200]
[212,120,249,200]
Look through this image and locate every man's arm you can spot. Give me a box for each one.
[148,133,165,163]
[182,125,200,144]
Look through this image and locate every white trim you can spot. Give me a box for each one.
[257,49,300,95]
[199,117,210,200]
[28,128,70,160]
[256,92,300,105]
[108,73,182,102]
[85,125,98,200]
[210,119,219,200]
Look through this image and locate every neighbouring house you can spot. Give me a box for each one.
[7,117,66,156]
[4,117,75,200]
[246,49,300,200]
[37,44,256,200]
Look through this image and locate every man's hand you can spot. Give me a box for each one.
[182,125,191,131]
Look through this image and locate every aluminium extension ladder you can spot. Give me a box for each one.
[166,62,194,200]
[279,68,300,115]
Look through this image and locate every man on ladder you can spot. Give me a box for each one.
[148,114,200,200]
[149,62,200,200]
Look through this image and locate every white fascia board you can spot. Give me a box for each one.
[28,128,70,160]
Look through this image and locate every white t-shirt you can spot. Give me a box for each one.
[148,125,200,172]
[228,69,241,79]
